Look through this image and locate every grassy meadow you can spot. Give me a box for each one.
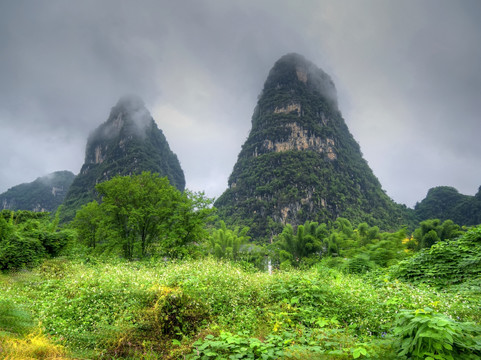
[1,256,480,359]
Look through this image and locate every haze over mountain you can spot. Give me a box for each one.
[1,1,481,208]
[215,54,413,238]
[61,96,185,220]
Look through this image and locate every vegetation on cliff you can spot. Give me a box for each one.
[0,171,74,213]
[415,185,481,226]
[215,53,414,240]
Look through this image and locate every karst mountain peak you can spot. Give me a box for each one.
[61,95,185,221]
[261,53,338,110]
[215,53,413,239]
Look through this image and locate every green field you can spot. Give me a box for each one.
[1,255,480,359]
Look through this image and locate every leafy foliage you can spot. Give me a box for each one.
[71,172,214,260]
[391,225,481,287]
[412,218,463,250]
[206,220,250,260]
[393,307,481,359]
[0,209,73,270]
[275,221,326,267]
[271,217,408,271]
[1,257,479,359]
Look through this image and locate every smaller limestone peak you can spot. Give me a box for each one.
[61,97,185,221]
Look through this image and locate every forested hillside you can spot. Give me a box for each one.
[0,171,74,213]
[415,186,481,225]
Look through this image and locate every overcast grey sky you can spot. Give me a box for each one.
[1,0,480,207]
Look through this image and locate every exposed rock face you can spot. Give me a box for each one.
[61,95,185,221]
[0,171,75,213]
[215,53,412,239]
[257,123,337,159]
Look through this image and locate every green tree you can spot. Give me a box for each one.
[207,221,250,260]
[275,221,326,267]
[85,172,214,260]
[162,190,214,258]
[72,201,102,249]
[413,219,463,250]
[96,172,178,259]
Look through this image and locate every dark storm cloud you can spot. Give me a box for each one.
[1,0,480,207]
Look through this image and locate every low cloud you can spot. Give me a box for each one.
[1,0,480,207]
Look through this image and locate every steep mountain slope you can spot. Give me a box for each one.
[0,171,75,213]
[62,96,185,221]
[415,186,481,225]
[215,53,413,239]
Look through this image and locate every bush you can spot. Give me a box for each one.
[391,225,481,287]
[39,258,70,279]
[142,285,209,337]
[343,254,375,274]
[393,307,481,359]
[107,285,209,358]
[0,234,45,270]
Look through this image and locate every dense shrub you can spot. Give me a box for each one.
[0,233,45,270]
[391,225,481,287]
[394,307,481,359]
[0,210,73,270]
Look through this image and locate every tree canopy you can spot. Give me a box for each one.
[73,172,214,260]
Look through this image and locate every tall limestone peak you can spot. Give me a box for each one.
[62,95,185,221]
[215,54,412,239]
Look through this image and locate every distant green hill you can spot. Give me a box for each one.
[0,171,75,213]
[415,186,481,225]
[215,53,414,240]
[61,95,185,221]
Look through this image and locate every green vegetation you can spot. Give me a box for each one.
[206,220,250,261]
[1,182,480,358]
[0,209,73,270]
[411,218,463,250]
[2,58,481,359]
[391,225,481,288]
[72,172,214,260]
[393,307,481,359]
[1,255,480,359]
[415,186,481,226]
